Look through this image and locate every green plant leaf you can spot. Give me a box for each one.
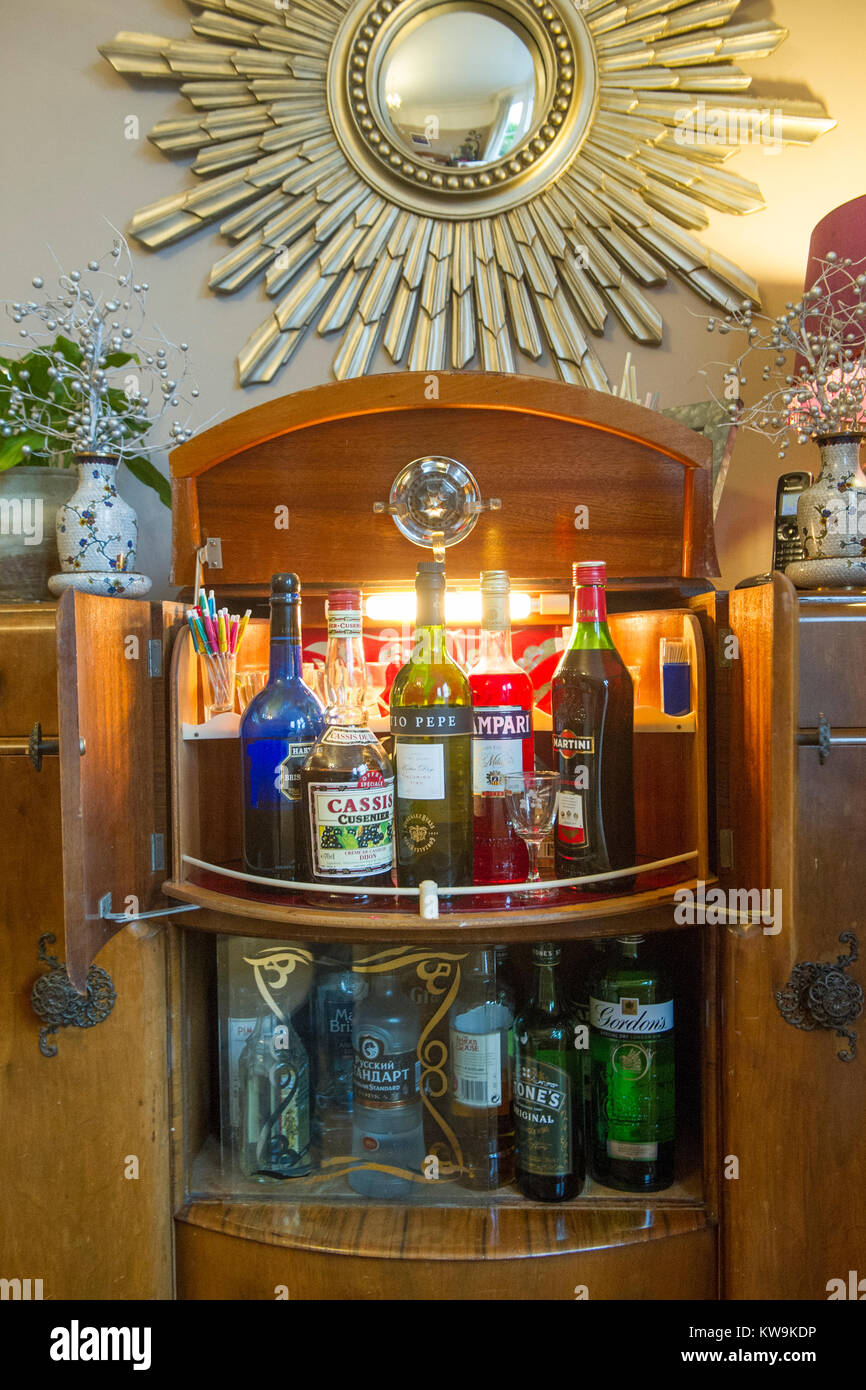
[54,335,83,366]
[123,453,171,508]
[103,352,139,370]
[0,432,52,471]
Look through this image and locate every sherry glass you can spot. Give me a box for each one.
[503,771,560,898]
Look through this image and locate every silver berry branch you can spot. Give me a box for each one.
[0,234,199,461]
[705,252,866,459]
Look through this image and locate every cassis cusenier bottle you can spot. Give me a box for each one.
[513,943,584,1201]
[470,570,533,884]
[390,561,473,886]
[552,561,634,884]
[589,935,675,1192]
[241,574,324,880]
[301,589,394,899]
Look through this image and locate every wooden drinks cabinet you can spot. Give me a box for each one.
[1,374,863,1302]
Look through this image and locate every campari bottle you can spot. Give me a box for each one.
[241,574,324,881]
[390,561,473,886]
[470,570,533,884]
[552,561,635,884]
[301,589,394,899]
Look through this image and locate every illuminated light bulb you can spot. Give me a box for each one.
[365,590,533,624]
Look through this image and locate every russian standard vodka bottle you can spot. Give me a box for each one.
[301,589,394,898]
[241,574,324,880]
[448,947,514,1189]
[239,1008,312,1178]
[391,561,473,886]
[552,561,634,883]
[513,943,584,1201]
[349,964,425,1197]
[589,935,675,1191]
[470,571,533,884]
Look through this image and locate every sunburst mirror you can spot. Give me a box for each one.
[101,0,834,387]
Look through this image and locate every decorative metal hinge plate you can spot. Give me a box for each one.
[775,931,863,1061]
[30,934,116,1058]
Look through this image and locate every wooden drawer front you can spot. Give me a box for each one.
[799,607,866,728]
[175,1221,717,1301]
[0,605,57,735]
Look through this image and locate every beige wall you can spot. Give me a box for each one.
[1,0,862,595]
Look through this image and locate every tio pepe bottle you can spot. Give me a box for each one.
[469,570,533,884]
[349,964,426,1196]
[552,561,634,883]
[589,934,675,1192]
[513,942,584,1201]
[390,561,473,886]
[241,574,324,880]
[301,589,394,897]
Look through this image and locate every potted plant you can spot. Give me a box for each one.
[0,237,198,600]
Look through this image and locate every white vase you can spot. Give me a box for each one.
[797,436,866,561]
[48,454,151,598]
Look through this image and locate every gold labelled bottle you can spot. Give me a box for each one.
[470,571,533,884]
[513,942,584,1201]
[589,935,675,1192]
[448,947,515,1189]
[301,589,394,900]
[552,561,634,884]
[390,561,473,886]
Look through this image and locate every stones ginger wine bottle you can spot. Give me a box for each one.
[301,589,394,899]
[513,942,584,1201]
[241,574,323,880]
[552,561,634,884]
[390,561,473,886]
[469,570,533,884]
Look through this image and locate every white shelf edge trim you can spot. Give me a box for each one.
[179,850,699,919]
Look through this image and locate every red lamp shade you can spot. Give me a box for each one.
[792,194,866,433]
[803,193,866,334]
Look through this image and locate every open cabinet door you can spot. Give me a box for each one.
[722,575,866,1300]
[56,590,179,990]
[0,595,181,1299]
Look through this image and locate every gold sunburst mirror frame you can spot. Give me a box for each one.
[100,0,835,388]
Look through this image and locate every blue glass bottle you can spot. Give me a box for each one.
[241,574,324,880]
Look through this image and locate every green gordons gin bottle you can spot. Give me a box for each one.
[390,560,473,886]
[589,935,675,1192]
[513,943,584,1201]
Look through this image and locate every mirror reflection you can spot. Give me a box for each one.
[379,7,542,169]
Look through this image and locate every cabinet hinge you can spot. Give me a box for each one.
[147,639,162,678]
[719,829,734,871]
[151,833,166,872]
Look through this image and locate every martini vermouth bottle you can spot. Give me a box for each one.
[588,935,675,1192]
[301,589,395,900]
[552,560,635,886]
